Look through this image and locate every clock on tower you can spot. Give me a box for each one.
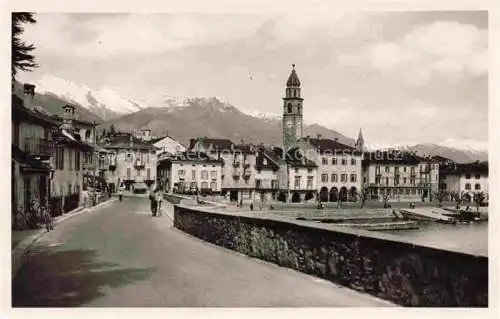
[282,64,304,153]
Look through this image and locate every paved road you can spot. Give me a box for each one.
[12,197,395,307]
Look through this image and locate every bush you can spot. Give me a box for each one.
[12,196,50,231]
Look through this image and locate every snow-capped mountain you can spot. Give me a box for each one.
[32,74,145,120]
[439,138,488,153]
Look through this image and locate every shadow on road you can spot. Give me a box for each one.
[12,248,156,307]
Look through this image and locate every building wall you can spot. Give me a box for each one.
[169,161,223,193]
[220,152,257,190]
[459,173,488,195]
[51,147,83,200]
[107,148,157,187]
[288,166,317,191]
[16,122,48,151]
[365,163,424,201]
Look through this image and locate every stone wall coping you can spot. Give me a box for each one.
[176,204,488,259]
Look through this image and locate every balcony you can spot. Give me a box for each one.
[134,159,145,169]
[109,157,117,170]
[232,169,240,178]
[82,162,94,170]
[232,161,240,167]
[243,169,251,179]
[23,137,53,159]
[243,161,251,168]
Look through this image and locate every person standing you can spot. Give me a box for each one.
[118,187,123,202]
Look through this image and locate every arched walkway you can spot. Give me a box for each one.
[319,187,329,202]
[329,187,338,202]
[339,187,348,202]
[291,192,301,203]
[277,192,287,203]
[305,191,314,201]
[349,187,357,202]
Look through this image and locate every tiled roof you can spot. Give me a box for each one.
[273,147,318,168]
[233,144,257,154]
[362,150,422,165]
[255,150,280,170]
[53,129,94,151]
[99,133,159,151]
[12,94,57,127]
[160,151,223,165]
[440,161,488,175]
[307,138,358,154]
[286,65,301,87]
[201,138,234,151]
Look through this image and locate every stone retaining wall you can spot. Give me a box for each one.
[173,205,488,307]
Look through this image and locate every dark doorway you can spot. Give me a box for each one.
[349,187,357,202]
[339,187,348,202]
[319,187,328,202]
[329,187,338,202]
[277,192,287,202]
[305,191,314,201]
[291,192,300,203]
[229,190,238,202]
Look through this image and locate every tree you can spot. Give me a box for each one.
[356,188,368,208]
[12,13,38,83]
[450,191,462,209]
[110,124,116,135]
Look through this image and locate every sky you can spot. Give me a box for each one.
[19,11,488,146]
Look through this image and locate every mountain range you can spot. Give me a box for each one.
[14,75,488,163]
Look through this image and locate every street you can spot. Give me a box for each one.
[12,197,394,307]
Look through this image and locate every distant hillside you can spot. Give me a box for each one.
[13,81,103,123]
[99,97,355,147]
[407,143,488,163]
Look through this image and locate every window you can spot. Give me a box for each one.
[295,168,299,174]
[322,158,328,165]
[191,182,197,190]
[403,177,407,184]
[127,168,131,179]
[475,174,481,179]
[178,170,185,177]
[440,183,447,190]
[341,174,347,182]
[474,184,480,190]
[363,177,367,184]
[75,151,80,171]
[394,166,399,173]
[385,177,389,185]
[411,189,416,195]
[68,149,73,170]
[307,176,313,188]
[350,174,357,182]
[287,103,292,113]
[385,166,390,173]
[351,158,356,165]
[417,189,421,194]
[293,90,296,97]
[332,158,337,165]
[321,174,328,183]
[307,168,312,173]
[137,169,141,177]
[405,189,411,195]
[211,170,217,179]
[332,174,338,182]
[465,173,471,179]
[375,165,381,174]
[202,171,208,180]
[394,177,399,185]
[294,176,301,188]
[410,178,415,185]
[56,146,64,170]
[375,177,380,184]
[147,168,151,180]
[68,183,72,195]
[210,182,217,190]
[465,183,471,190]
[201,182,209,189]
[341,158,347,165]
[399,188,404,195]
[403,167,407,173]
[192,170,196,179]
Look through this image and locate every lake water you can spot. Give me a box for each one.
[379,221,488,256]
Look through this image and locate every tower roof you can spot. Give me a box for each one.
[286,64,301,87]
[357,128,364,141]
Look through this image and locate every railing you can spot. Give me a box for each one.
[232,169,240,177]
[243,169,251,178]
[109,157,117,169]
[134,159,145,168]
[233,161,240,167]
[23,137,54,157]
[243,161,251,168]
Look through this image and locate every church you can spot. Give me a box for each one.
[274,64,365,203]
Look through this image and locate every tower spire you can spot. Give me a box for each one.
[355,128,365,151]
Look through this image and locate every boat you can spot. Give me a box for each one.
[399,208,456,223]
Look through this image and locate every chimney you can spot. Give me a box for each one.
[316,134,322,139]
[240,138,245,145]
[61,104,76,131]
[334,137,339,142]
[23,83,35,109]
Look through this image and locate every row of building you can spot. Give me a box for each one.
[12,65,489,226]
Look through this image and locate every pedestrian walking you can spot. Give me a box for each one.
[41,206,54,232]
[155,189,163,217]
[149,189,157,217]
[250,202,254,211]
[118,188,123,201]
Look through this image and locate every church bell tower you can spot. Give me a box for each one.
[282,64,303,153]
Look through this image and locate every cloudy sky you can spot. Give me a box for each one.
[19,11,487,146]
